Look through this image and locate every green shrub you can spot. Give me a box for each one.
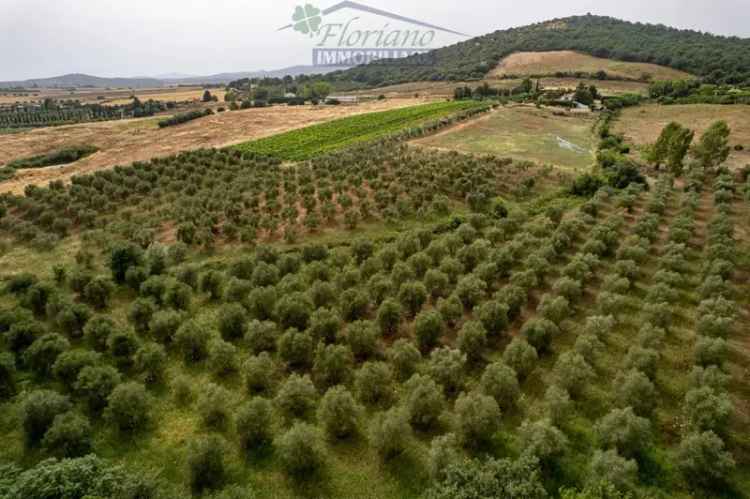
[82,276,114,310]
[454,391,501,449]
[403,374,445,430]
[369,407,412,461]
[245,319,277,354]
[134,342,167,384]
[149,309,184,345]
[277,328,314,369]
[318,386,361,439]
[41,411,91,458]
[614,369,657,417]
[21,389,71,447]
[480,362,520,411]
[595,407,652,459]
[313,343,353,388]
[197,383,233,431]
[376,298,402,335]
[683,386,733,434]
[308,307,341,344]
[128,298,157,334]
[518,418,568,469]
[106,329,140,368]
[457,320,487,363]
[106,382,151,433]
[188,435,227,493]
[275,422,328,479]
[345,320,379,359]
[275,374,318,421]
[243,352,277,395]
[414,310,445,352]
[354,361,394,406]
[587,450,639,493]
[75,365,121,414]
[387,338,421,381]
[521,318,558,353]
[502,338,538,379]
[554,351,595,399]
[83,315,117,351]
[676,431,735,487]
[237,397,274,452]
[174,320,209,363]
[24,333,70,377]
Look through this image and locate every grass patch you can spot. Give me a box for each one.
[233,101,485,161]
[415,106,597,170]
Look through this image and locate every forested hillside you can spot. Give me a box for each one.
[329,15,750,87]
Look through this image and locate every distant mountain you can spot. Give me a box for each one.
[0,66,346,89]
[330,15,750,87]
[0,73,163,89]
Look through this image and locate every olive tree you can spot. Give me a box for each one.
[106,381,151,433]
[274,374,318,421]
[595,407,652,458]
[676,431,735,487]
[403,374,445,430]
[502,338,538,380]
[275,422,328,479]
[480,361,520,411]
[387,339,421,381]
[237,397,274,452]
[318,386,361,439]
[369,407,412,461]
[454,391,501,449]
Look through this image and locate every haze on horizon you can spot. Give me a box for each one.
[1,0,747,81]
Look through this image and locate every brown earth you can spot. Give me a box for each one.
[0,98,424,195]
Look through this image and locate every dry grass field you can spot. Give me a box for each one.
[0,98,425,194]
[413,105,597,170]
[614,104,750,169]
[489,50,693,81]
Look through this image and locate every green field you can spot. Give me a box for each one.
[416,106,597,170]
[233,101,487,161]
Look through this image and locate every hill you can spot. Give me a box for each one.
[0,66,342,89]
[329,15,750,86]
[489,50,693,81]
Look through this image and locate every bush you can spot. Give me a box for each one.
[109,243,142,284]
[398,281,428,317]
[200,270,225,301]
[544,385,573,425]
[75,365,121,414]
[403,374,445,430]
[573,333,603,364]
[354,362,394,404]
[275,292,314,330]
[197,383,233,431]
[424,455,547,499]
[480,361,520,411]
[237,397,274,452]
[245,319,277,354]
[676,431,735,487]
[518,418,568,469]
[275,374,318,421]
[21,390,71,447]
[313,343,353,388]
[134,342,167,384]
[82,276,114,310]
[174,320,209,363]
[188,435,227,493]
[424,269,450,299]
[554,351,595,399]
[595,407,652,458]
[106,329,140,368]
[614,369,657,417]
[369,407,412,461]
[0,352,17,398]
[171,375,194,406]
[339,288,370,321]
[243,352,277,395]
[346,320,379,359]
[24,333,70,377]
[454,391,501,449]
[208,339,239,376]
[427,347,466,395]
[318,385,361,439]
[387,339,421,381]
[51,349,99,390]
[457,320,487,363]
[521,318,558,353]
[41,411,91,458]
[128,298,157,334]
[587,449,639,493]
[149,309,183,344]
[502,338,538,379]
[695,336,728,367]
[217,303,247,341]
[83,315,117,351]
[106,381,151,433]
[277,328,314,368]
[414,310,445,352]
[427,433,461,481]
[455,275,486,309]
[683,387,733,434]
[474,300,509,336]
[308,307,341,344]
[376,298,402,335]
[275,422,328,479]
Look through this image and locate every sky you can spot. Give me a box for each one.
[0,0,748,81]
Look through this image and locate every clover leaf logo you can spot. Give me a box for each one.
[292,4,323,36]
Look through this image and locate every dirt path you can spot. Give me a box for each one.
[0,98,425,195]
